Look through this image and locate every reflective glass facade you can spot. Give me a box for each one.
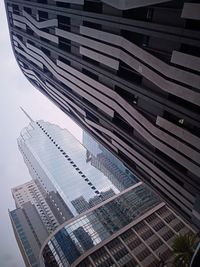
[83,132,138,191]
[9,209,40,267]
[41,184,161,267]
[18,120,138,218]
[14,119,197,267]
[75,205,195,267]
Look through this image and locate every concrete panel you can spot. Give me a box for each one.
[80,26,200,91]
[22,10,58,28]
[13,20,26,30]
[181,3,200,20]
[56,28,200,106]
[171,51,200,72]
[12,14,58,43]
[80,46,119,70]
[101,0,171,10]
[156,116,200,151]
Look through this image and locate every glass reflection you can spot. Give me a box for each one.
[42,184,160,266]
[18,121,138,220]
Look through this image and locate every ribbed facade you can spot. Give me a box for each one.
[12,180,60,233]
[73,204,195,267]
[9,179,67,267]
[4,0,200,228]
[40,199,196,267]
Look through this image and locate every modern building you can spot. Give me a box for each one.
[10,115,198,266]
[11,180,59,233]
[4,0,200,228]
[9,181,51,267]
[9,178,72,267]
[40,186,196,267]
[9,203,48,267]
[83,131,139,192]
[17,113,139,218]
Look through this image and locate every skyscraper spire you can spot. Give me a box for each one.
[20,107,34,122]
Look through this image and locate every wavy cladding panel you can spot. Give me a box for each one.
[53,0,84,3]
[13,36,114,118]
[83,118,194,214]
[80,46,119,70]
[56,28,200,106]
[11,11,200,106]
[7,0,200,229]
[181,3,200,20]
[80,26,200,92]
[52,0,169,8]
[12,14,58,43]
[13,33,200,177]
[156,116,200,151]
[171,51,200,73]
[13,20,26,30]
[22,10,58,29]
[101,0,172,10]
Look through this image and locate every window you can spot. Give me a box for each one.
[58,37,71,52]
[113,113,133,134]
[58,56,70,66]
[84,1,102,13]
[24,7,32,15]
[83,21,101,30]
[58,15,70,31]
[41,47,50,57]
[118,62,142,84]
[12,4,19,15]
[38,10,48,21]
[56,2,70,8]
[37,0,47,3]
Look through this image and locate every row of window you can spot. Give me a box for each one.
[36,121,101,197]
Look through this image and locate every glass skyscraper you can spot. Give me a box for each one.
[17,115,139,219]
[9,113,196,266]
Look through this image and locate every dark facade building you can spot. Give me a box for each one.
[5,0,200,228]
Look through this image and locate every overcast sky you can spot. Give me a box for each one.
[0,2,82,267]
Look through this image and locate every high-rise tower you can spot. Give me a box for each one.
[40,189,196,267]
[9,180,56,267]
[4,0,200,227]
[10,114,198,266]
[17,113,139,217]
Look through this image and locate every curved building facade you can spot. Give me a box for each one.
[40,194,195,267]
[4,0,200,229]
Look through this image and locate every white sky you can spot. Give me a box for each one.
[0,2,82,266]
